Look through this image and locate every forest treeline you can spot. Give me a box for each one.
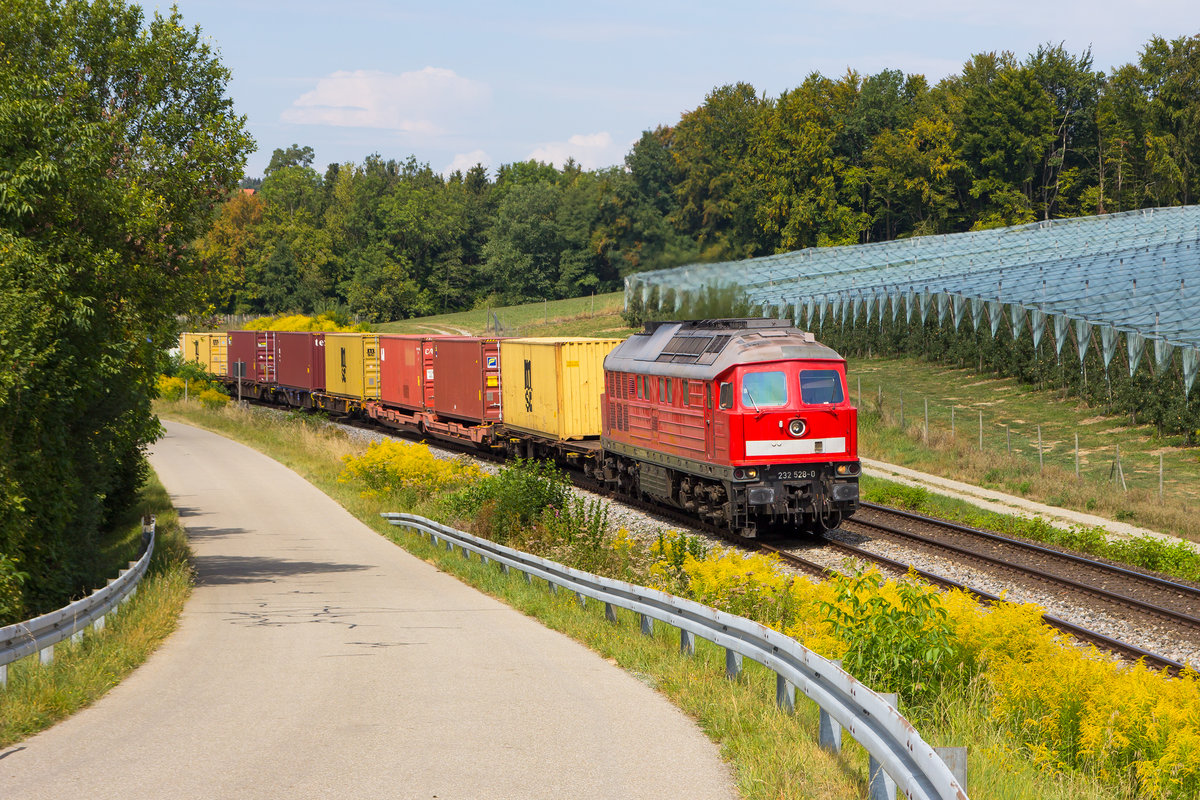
[202,36,1200,322]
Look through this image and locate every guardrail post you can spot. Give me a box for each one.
[93,614,106,633]
[39,644,54,666]
[639,613,654,637]
[818,708,841,752]
[71,629,84,645]
[934,746,968,791]
[445,540,454,553]
[501,563,510,575]
[576,592,586,608]
[680,629,695,656]
[776,674,795,714]
[523,571,532,585]
[725,649,742,680]
[868,693,899,800]
[430,533,440,547]
[0,663,6,689]
[481,554,490,566]
[605,602,617,623]
[119,568,132,604]
[549,582,558,595]
[819,660,842,753]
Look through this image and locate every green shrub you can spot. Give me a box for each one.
[446,459,569,544]
[820,567,958,700]
[0,554,28,624]
[196,388,230,409]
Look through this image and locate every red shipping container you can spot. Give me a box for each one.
[431,337,503,423]
[226,331,279,383]
[274,332,326,391]
[227,331,255,381]
[379,335,429,411]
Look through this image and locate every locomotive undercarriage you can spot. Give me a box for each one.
[592,452,858,537]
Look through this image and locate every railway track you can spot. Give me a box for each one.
[319,409,1193,674]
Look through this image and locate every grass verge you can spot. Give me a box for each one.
[158,399,1142,800]
[0,472,192,747]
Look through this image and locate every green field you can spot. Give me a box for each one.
[374,291,631,338]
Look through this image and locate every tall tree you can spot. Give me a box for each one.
[1025,44,1101,218]
[0,0,251,617]
[671,83,768,257]
[954,52,1055,227]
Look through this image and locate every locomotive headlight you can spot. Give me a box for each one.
[787,418,807,438]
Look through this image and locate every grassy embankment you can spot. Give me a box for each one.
[374,291,633,338]
[0,473,193,747]
[155,398,1138,800]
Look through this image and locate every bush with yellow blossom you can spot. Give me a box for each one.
[338,440,483,501]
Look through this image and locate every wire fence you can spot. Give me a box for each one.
[850,374,1189,503]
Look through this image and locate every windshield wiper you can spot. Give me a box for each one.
[743,388,765,417]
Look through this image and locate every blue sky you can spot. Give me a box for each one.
[165,1,1200,179]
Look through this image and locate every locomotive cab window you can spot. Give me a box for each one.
[718,382,733,409]
[799,369,845,404]
[740,371,788,408]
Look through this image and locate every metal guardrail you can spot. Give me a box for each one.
[383,512,969,800]
[0,515,157,689]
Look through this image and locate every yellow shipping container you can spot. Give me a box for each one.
[179,333,228,376]
[324,333,381,400]
[500,337,621,440]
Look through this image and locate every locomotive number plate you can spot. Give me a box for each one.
[767,469,818,481]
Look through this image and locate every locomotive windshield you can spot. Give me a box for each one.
[799,369,845,404]
[741,371,788,408]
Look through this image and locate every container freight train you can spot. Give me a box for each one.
[182,320,860,536]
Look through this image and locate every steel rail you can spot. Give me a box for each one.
[383,512,968,800]
[844,513,1200,633]
[861,501,1200,599]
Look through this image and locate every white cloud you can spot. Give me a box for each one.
[281,67,490,134]
[527,132,626,170]
[443,149,491,177]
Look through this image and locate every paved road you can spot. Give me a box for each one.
[2,421,737,799]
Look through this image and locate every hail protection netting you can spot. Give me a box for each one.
[1101,325,1120,371]
[1075,318,1092,365]
[988,300,1003,338]
[1052,314,1069,359]
[628,206,1200,403]
[1010,304,1026,341]
[1185,348,1200,395]
[1030,308,1046,348]
[1128,332,1146,376]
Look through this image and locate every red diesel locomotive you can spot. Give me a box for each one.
[593,319,860,536]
